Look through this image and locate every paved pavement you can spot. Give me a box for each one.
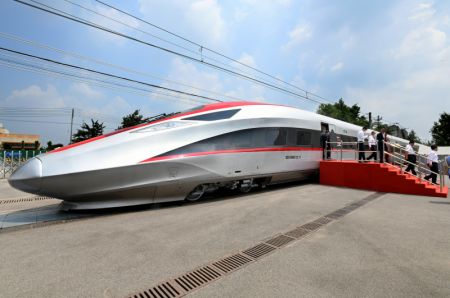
[0,179,28,199]
[0,181,449,298]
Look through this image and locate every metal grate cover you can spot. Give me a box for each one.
[212,254,252,273]
[130,281,181,298]
[300,222,323,231]
[313,217,333,226]
[126,192,384,298]
[242,243,276,259]
[174,265,221,292]
[285,227,310,239]
[265,234,295,247]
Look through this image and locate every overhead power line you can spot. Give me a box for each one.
[0,32,251,103]
[13,0,326,105]
[0,46,223,103]
[94,0,332,104]
[0,58,211,107]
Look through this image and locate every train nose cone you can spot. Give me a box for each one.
[8,157,43,193]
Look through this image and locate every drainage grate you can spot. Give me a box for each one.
[174,265,221,292]
[0,196,54,205]
[130,281,181,298]
[265,234,295,247]
[285,227,310,239]
[300,221,323,231]
[242,243,276,259]
[312,217,333,226]
[126,192,384,298]
[212,254,252,273]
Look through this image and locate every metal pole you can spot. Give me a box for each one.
[1,151,4,178]
[69,107,74,144]
[340,143,343,161]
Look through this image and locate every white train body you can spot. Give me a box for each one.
[8,102,408,209]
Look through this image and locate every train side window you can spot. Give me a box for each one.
[296,130,311,146]
[250,128,266,148]
[265,128,287,146]
[231,129,253,148]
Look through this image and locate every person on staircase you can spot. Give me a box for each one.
[404,140,417,175]
[376,128,386,163]
[366,131,377,161]
[357,127,368,162]
[424,145,439,184]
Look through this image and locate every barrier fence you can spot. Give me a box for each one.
[0,150,45,179]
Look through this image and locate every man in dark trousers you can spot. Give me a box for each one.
[320,129,330,160]
[424,144,439,184]
[357,127,368,162]
[404,140,417,175]
[376,128,386,163]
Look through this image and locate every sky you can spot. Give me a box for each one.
[0,0,449,145]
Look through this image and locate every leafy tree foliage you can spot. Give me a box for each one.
[44,141,63,151]
[407,130,422,144]
[118,110,149,129]
[430,112,450,146]
[72,119,105,143]
[317,98,369,127]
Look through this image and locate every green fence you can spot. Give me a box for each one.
[0,150,46,179]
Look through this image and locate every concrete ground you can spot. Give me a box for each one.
[0,179,28,199]
[0,180,449,298]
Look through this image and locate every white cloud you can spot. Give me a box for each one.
[236,52,257,68]
[408,2,435,21]
[186,0,226,45]
[2,85,65,108]
[70,83,103,99]
[138,0,227,46]
[283,24,312,50]
[330,62,344,72]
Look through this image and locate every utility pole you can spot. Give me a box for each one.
[69,108,74,144]
[368,112,372,128]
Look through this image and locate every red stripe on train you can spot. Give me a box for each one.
[140,147,323,163]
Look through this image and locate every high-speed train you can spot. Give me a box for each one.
[8,101,411,209]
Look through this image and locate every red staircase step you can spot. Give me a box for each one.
[320,160,448,198]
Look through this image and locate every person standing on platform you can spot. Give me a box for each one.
[357,127,368,162]
[377,128,386,163]
[404,140,417,175]
[424,145,439,184]
[366,131,377,160]
[446,155,450,179]
[320,129,330,160]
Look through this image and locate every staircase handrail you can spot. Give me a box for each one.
[383,151,445,192]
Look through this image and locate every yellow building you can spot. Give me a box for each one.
[0,123,40,150]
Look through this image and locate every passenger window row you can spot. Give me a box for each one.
[160,127,315,156]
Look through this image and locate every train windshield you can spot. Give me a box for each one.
[132,121,193,133]
[182,109,240,121]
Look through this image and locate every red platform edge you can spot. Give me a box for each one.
[320,160,448,198]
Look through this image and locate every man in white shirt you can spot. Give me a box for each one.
[366,131,377,160]
[404,140,417,175]
[424,144,439,183]
[357,127,368,162]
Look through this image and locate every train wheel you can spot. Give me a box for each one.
[185,185,206,202]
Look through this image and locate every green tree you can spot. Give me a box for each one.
[317,98,369,127]
[118,109,149,129]
[72,119,105,143]
[44,141,63,151]
[430,112,450,146]
[407,130,422,144]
